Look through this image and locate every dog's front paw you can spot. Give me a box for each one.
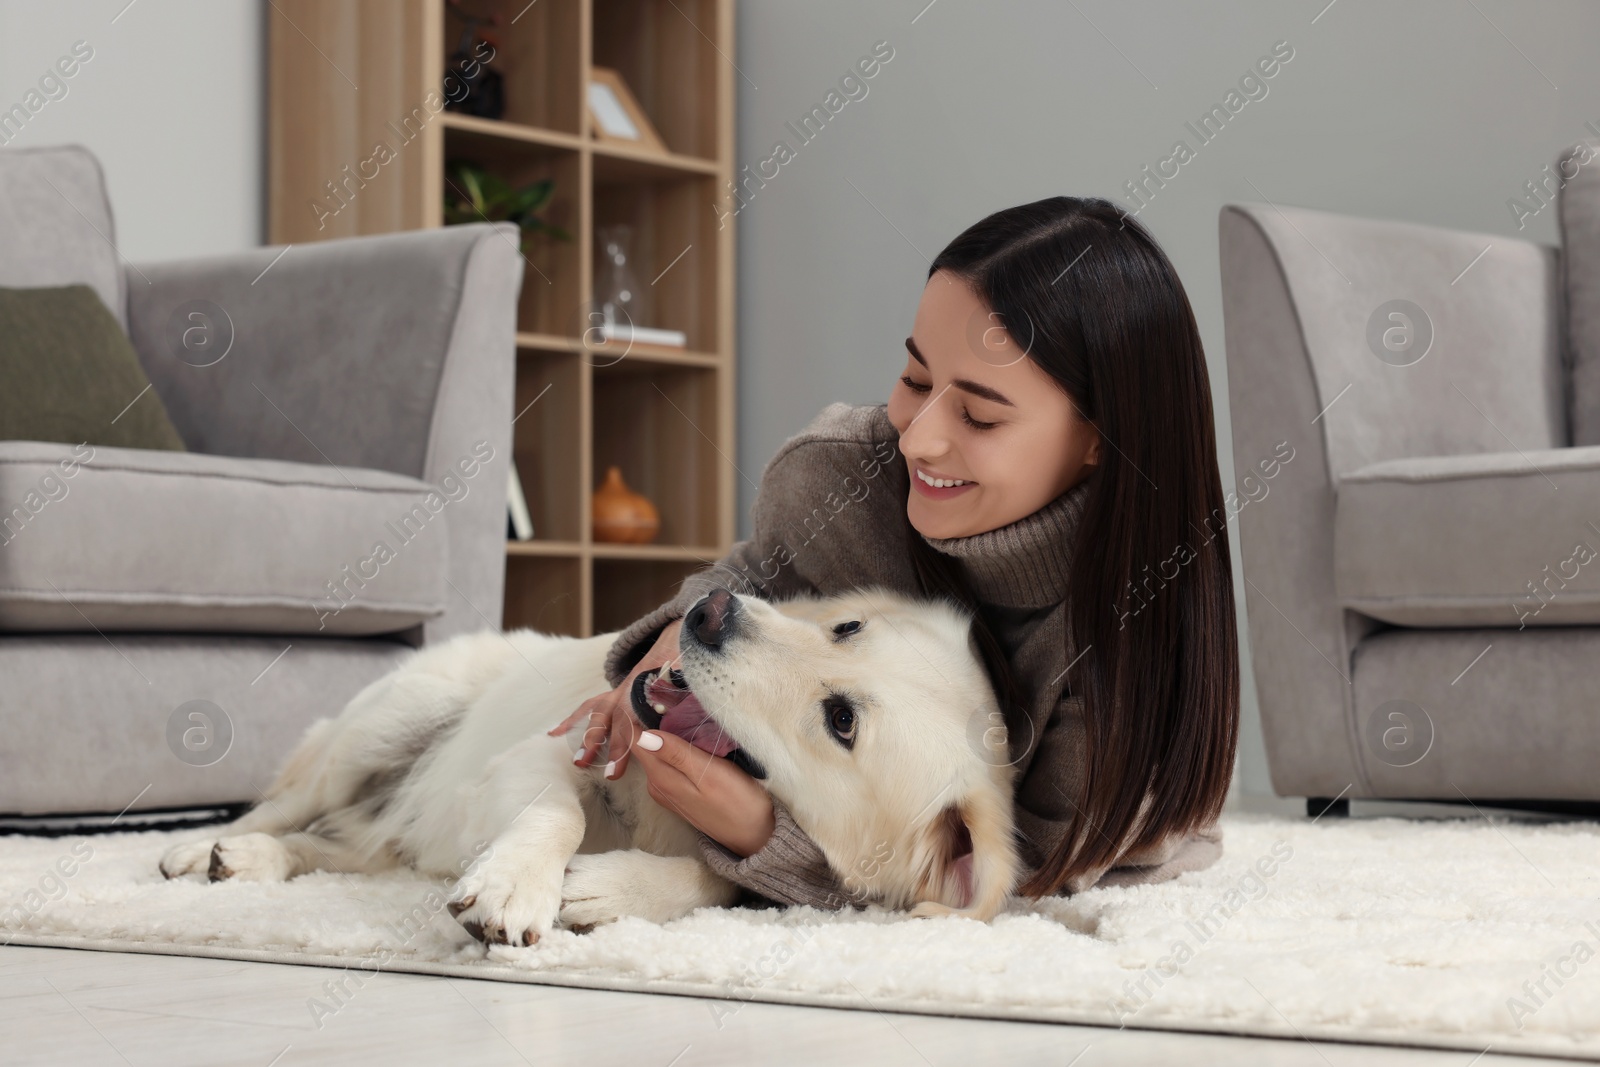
[158,838,215,879]
[560,851,714,931]
[448,852,564,947]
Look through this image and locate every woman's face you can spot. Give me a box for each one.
[887,270,1101,540]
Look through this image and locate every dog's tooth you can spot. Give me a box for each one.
[653,702,666,713]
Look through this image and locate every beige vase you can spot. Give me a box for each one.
[592,466,660,544]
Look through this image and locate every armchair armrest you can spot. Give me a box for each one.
[123,223,523,641]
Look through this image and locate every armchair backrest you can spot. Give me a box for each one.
[0,144,125,329]
[1220,202,1564,484]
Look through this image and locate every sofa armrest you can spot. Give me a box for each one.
[124,223,523,640]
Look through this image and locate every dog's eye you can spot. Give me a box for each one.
[822,695,857,749]
[831,621,862,639]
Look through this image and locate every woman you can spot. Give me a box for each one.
[550,195,1239,908]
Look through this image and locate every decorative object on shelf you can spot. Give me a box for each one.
[506,460,534,541]
[592,465,660,544]
[586,67,667,154]
[592,227,685,348]
[442,0,505,120]
[443,162,571,254]
[595,223,644,332]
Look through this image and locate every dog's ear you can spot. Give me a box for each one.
[908,784,1017,921]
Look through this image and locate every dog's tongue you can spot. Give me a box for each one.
[645,674,739,757]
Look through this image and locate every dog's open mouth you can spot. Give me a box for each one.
[630,667,767,780]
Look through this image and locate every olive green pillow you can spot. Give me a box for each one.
[0,284,186,451]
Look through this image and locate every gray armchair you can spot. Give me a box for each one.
[1209,173,1600,809]
[0,144,521,816]
[1218,175,1600,811]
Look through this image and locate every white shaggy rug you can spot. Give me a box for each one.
[3,812,1599,1061]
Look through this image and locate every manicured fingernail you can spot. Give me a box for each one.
[604,760,617,776]
[637,731,663,751]
[573,750,585,763]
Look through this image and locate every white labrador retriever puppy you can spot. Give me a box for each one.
[160,587,1019,946]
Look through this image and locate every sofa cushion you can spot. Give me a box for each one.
[1335,447,1600,627]
[0,285,186,451]
[0,441,450,635]
[1560,138,1600,446]
[0,145,125,329]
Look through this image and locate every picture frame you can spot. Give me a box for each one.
[586,66,667,154]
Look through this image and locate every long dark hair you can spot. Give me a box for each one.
[903,196,1239,898]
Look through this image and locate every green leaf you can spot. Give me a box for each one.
[463,168,485,211]
[443,163,569,242]
[506,180,554,217]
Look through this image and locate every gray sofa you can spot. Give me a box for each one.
[1219,144,1600,813]
[0,145,521,817]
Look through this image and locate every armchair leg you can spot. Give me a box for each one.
[1307,796,1350,819]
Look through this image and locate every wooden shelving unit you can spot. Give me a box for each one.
[267,0,736,638]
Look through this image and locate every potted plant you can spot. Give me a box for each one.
[442,162,571,254]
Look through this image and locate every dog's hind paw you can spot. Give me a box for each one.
[559,851,719,929]
[205,833,294,883]
[559,853,647,930]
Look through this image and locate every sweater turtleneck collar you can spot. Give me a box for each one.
[917,477,1092,611]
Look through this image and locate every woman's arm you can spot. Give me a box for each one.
[618,723,857,910]
[601,404,902,687]
[694,796,861,910]
[602,403,904,688]
[575,403,904,907]
[579,403,903,773]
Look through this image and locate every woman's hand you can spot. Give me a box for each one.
[631,729,777,857]
[545,616,775,855]
[547,618,683,780]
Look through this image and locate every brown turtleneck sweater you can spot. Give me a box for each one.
[603,402,1223,909]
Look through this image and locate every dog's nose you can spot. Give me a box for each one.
[686,588,739,649]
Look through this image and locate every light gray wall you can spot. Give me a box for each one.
[730,0,1600,799]
[0,0,262,261]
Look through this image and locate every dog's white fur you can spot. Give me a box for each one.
[160,588,1019,945]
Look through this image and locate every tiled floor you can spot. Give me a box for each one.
[0,943,1559,1066]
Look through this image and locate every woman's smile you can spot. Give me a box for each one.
[912,464,977,499]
